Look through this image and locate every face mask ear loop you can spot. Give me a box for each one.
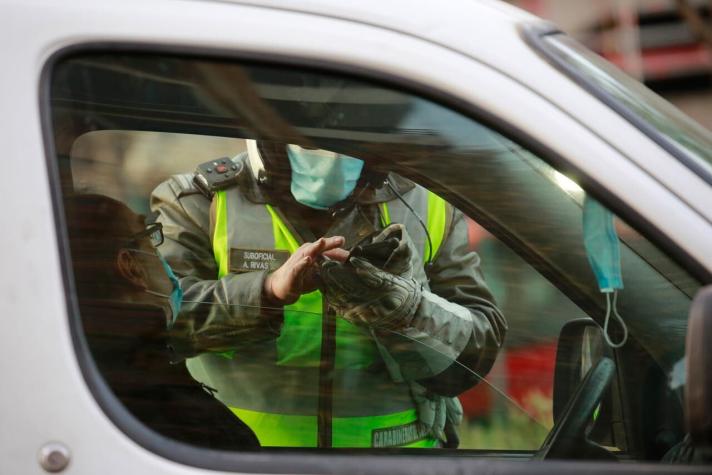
[603,290,628,348]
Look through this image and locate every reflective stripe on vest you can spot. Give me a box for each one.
[230,407,438,448]
[211,190,447,447]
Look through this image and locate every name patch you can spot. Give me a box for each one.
[371,421,430,448]
[229,248,290,273]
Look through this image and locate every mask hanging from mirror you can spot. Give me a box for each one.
[582,196,628,348]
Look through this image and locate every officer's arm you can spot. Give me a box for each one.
[372,208,507,395]
[151,175,279,359]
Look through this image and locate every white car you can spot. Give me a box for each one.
[1,0,711,474]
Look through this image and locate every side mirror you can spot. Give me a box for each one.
[686,286,712,458]
[552,318,622,451]
[536,318,617,459]
[553,318,612,423]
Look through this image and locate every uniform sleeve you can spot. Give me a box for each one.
[372,208,507,396]
[151,176,279,359]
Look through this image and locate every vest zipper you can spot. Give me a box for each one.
[317,301,336,448]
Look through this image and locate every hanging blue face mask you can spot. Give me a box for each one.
[582,196,627,348]
[286,145,364,210]
[582,197,623,293]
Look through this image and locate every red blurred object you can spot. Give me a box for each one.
[518,0,545,15]
[505,342,557,411]
[458,342,558,419]
[459,381,493,419]
[466,217,490,251]
[604,44,712,81]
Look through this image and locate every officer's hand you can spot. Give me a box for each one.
[263,236,347,306]
[320,257,422,330]
[370,224,417,278]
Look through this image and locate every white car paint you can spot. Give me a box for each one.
[0,0,709,474]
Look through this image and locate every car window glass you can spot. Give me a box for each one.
[51,52,699,463]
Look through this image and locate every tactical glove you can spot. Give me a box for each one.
[351,223,417,279]
[320,257,421,330]
[319,224,422,330]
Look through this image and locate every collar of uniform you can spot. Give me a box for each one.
[233,152,416,205]
[354,172,416,204]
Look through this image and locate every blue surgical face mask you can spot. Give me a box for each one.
[133,249,183,324]
[582,196,623,293]
[158,253,183,324]
[286,145,365,210]
[582,196,627,348]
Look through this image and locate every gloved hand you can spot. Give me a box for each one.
[351,223,416,279]
[319,224,422,330]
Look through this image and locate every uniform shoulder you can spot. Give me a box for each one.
[153,153,250,200]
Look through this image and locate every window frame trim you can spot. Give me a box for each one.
[521,23,712,187]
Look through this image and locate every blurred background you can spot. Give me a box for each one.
[509,0,712,130]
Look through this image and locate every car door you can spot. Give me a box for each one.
[2,0,710,474]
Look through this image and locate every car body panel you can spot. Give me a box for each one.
[0,0,709,474]
[224,0,712,223]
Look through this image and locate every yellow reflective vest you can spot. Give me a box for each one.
[201,187,447,448]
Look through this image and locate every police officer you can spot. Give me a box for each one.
[150,135,506,449]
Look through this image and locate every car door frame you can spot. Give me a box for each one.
[5,0,710,474]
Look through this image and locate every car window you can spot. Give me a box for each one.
[50,52,700,463]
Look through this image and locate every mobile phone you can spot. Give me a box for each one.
[348,238,399,269]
